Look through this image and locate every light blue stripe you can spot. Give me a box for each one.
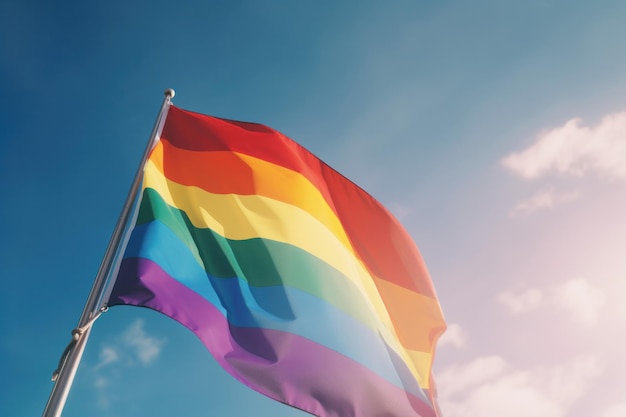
[123,220,428,401]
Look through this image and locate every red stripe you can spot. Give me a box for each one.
[161,106,436,297]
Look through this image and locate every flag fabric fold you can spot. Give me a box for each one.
[107,105,446,417]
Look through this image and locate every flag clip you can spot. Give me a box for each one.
[51,305,108,382]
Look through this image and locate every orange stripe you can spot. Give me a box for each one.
[150,140,354,253]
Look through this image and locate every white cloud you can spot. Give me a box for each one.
[90,319,166,408]
[601,403,626,417]
[94,346,120,369]
[438,355,602,417]
[122,319,166,365]
[93,376,110,408]
[509,190,580,216]
[542,355,602,405]
[502,112,626,179]
[454,371,561,417]
[437,356,508,398]
[553,278,606,326]
[614,296,626,320]
[94,376,108,389]
[437,323,468,349]
[497,288,543,314]
[94,319,166,371]
[498,278,606,326]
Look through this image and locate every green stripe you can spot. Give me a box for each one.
[136,187,384,333]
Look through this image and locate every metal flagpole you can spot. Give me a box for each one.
[42,88,175,417]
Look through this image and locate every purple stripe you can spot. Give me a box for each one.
[109,258,437,417]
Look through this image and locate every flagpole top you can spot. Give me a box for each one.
[164,88,175,99]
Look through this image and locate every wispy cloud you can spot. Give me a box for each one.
[437,323,468,349]
[122,319,166,365]
[601,403,626,417]
[498,278,606,326]
[542,355,603,405]
[438,355,602,417]
[437,356,509,398]
[91,319,166,409]
[93,376,111,408]
[509,189,580,216]
[502,112,626,180]
[553,278,606,326]
[497,288,543,314]
[94,346,120,370]
[96,319,166,370]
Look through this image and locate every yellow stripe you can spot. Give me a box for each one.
[407,350,435,389]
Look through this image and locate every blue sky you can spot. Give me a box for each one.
[2,1,626,416]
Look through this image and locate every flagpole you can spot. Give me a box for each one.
[42,89,175,417]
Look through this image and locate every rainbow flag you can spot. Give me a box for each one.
[108,105,446,417]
